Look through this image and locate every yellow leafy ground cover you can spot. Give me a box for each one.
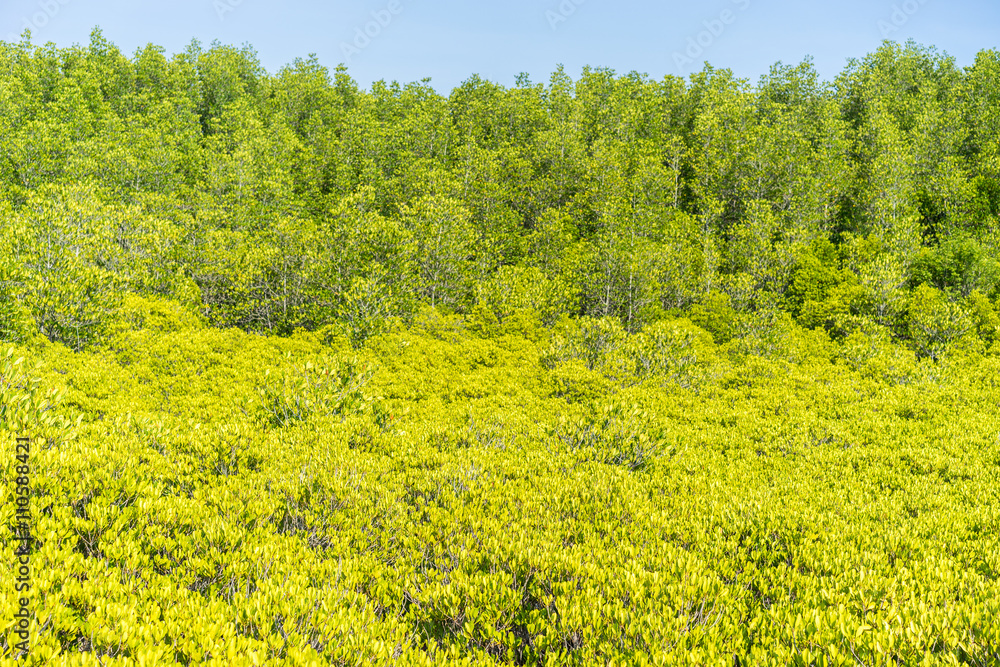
[2,298,999,665]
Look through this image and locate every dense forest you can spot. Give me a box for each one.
[2,30,1000,666]
[1,30,999,353]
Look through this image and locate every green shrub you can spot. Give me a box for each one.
[475,265,580,329]
[0,346,77,435]
[909,235,1000,297]
[256,354,375,428]
[110,293,203,336]
[906,284,975,361]
[688,290,737,344]
[965,290,1000,350]
[545,401,674,471]
[0,265,27,344]
[623,318,716,389]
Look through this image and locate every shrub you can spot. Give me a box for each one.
[475,265,578,329]
[544,401,676,471]
[623,318,716,389]
[688,290,737,344]
[0,347,76,435]
[0,256,27,343]
[256,354,375,428]
[906,284,975,361]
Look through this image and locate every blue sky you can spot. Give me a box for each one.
[2,0,997,91]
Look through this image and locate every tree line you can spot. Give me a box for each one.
[1,29,999,358]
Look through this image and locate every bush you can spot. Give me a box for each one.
[10,186,123,351]
[0,258,27,343]
[906,284,975,361]
[541,316,627,372]
[256,354,375,428]
[544,401,676,471]
[966,290,1000,349]
[909,235,1000,297]
[0,347,76,435]
[110,293,203,336]
[688,290,737,344]
[786,238,844,319]
[623,318,716,389]
[475,265,578,329]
